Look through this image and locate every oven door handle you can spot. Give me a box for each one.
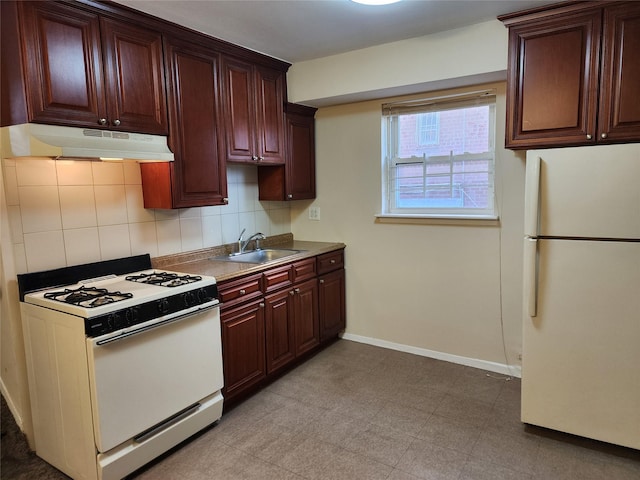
[95,304,219,346]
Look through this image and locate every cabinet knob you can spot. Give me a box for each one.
[601,132,608,139]
[258,156,264,162]
[289,290,295,296]
[294,288,300,294]
[287,194,293,199]
[330,259,336,264]
[259,302,265,308]
[586,134,592,140]
[113,119,121,126]
[319,279,324,284]
[252,155,258,161]
[239,289,246,295]
[99,118,107,126]
[222,198,228,204]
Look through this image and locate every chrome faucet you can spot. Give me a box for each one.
[236,228,266,254]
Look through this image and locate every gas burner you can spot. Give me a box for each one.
[44,286,133,308]
[125,271,202,287]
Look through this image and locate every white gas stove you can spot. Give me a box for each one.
[18,256,224,480]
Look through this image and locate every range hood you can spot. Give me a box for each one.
[0,123,174,162]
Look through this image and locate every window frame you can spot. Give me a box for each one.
[381,89,498,220]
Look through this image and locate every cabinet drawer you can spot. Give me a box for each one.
[263,264,293,293]
[292,258,316,283]
[218,273,262,308]
[317,250,344,275]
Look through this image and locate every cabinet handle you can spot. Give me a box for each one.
[239,289,246,295]
[601,132,608,139]
[287,194,293,199]
[113,119,121,126]
[586,134,592,140]
[99,118,107,126]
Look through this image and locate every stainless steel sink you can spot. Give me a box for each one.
[211,249,304,264]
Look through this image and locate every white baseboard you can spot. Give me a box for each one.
[0,376,24,431]
[340,333,522,378]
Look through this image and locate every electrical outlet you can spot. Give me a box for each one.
[309,206,320,221]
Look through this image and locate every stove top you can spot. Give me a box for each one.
[125,271,203,288]
[23,269,217,319]
[44,286,134,308]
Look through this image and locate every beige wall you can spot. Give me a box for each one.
[287,18,527,374]
[290,83,527,373]
[288,20,508,106]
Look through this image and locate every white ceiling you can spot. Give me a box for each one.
[113,0,557,64]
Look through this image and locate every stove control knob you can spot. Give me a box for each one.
[125,307,139,326]
[108,313,125,330]
[197,288,212,303]
[183,291,196,307]
[158,298,170,315]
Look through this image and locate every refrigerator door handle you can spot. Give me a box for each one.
[524,156,541,237]
[524,237,538,317]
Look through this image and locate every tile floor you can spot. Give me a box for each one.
[132,340,640,480]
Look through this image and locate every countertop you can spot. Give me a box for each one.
[153,235,345,283]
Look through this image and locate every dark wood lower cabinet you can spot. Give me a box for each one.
[319,269,346,342]
[293,278,320,356]
[220,299,266,401]
[264,288,295,374]
[261,277,319,375]
[219,249,344,407]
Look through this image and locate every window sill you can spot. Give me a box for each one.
[375,213,500,226]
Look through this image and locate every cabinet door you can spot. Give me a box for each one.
[100,18,168,134]
[598,3,640,143]
[222,57,256,163]
[220,300,266,402]
[505,10,601,149]
[145,35,227,208]
[293,278,319,357]
[19,1,106,127]
[319,269,346,342]
[264,288,295,374]
[255,67,285,164]
[285,108,316,199]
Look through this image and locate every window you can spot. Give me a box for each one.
[417,112,439,145]
[382,90,497,219]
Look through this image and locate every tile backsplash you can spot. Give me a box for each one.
[2,158,290,273]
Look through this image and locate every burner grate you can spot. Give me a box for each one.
[44,286,133,307]
[125,271,202,287]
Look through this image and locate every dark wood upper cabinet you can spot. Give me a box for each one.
[501,1,640,149]
[16,1,167,134]
[222,56,286,165]
[597,2,640,143]
[18,1,106,128]
[140,34,227,208]
[258,103,317,201]
[99,17,168,135]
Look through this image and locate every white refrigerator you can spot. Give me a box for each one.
[522,143,640,450]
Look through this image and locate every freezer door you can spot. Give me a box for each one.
[522,238,640,449]
[525,144,640,239]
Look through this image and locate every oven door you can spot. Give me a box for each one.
[86,302,223,453]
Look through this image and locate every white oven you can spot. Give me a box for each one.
[18,256,224,480]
